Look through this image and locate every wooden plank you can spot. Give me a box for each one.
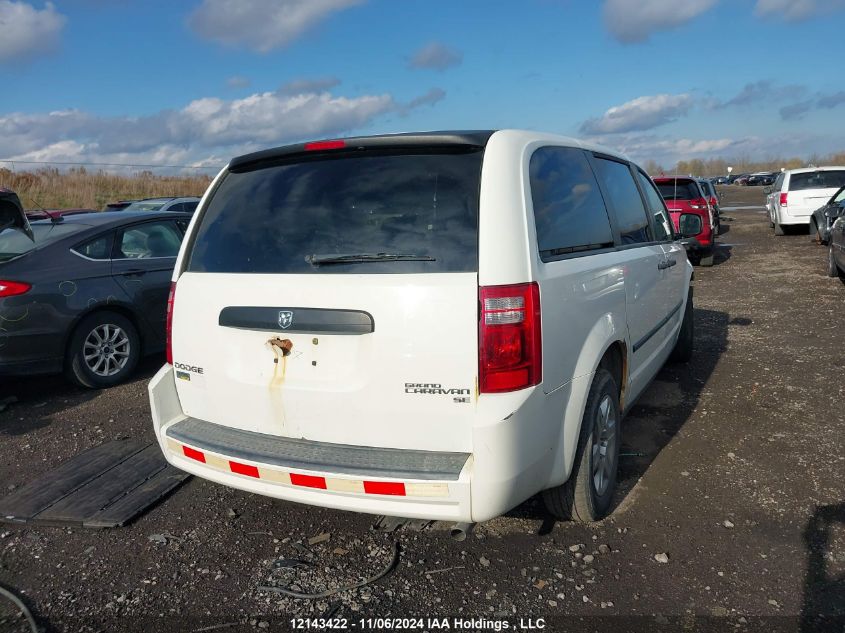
[0,440,146,523]
[84,466,190,528]
[35,444,167,525]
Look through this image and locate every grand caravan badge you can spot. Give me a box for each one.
[405,383,471,395]
[278,310,293,329]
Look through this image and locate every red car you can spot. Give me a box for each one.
[25,208,97,222]
[653,176,716,266]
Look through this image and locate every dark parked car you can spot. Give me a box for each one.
[828,214,845,280]
[712,176,729,185]
[746,173,777,186]
[811,186,845,244]
[0,189,31,239]
[0,209,191,387]
[104,200,137,211]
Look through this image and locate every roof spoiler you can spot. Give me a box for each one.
[228,130,496,172]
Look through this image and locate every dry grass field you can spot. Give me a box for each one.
[0,167,212,210]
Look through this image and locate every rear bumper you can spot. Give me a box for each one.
[778,207,812,224]
[149,365,477,522]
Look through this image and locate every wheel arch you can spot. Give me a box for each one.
[63,302,148,365]
[545,327,629,490]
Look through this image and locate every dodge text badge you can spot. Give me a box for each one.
[278,310,293,329]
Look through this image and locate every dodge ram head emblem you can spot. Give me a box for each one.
[278,310,293,329]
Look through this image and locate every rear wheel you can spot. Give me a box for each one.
[811,219,822,244]
[670,290,694,363]
[542,369,620,523]
[774,219,785,236]
[828,244,840,278]
[699,249,715,267]
[66,311,140,389]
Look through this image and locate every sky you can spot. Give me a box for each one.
[1,0,843,174]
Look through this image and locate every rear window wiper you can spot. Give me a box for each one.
[306,252,436,265]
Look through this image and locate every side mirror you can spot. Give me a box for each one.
[678,213,703,238]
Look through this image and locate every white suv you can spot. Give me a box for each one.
[149,130,693,524]
[769,167,845,235]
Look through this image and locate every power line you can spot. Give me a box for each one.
[0,159,222,170]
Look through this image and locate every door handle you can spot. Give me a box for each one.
[121,269,147,276]
[658,258,676,270]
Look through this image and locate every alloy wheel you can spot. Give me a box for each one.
[83,324,131,377]
[591,395,618,497]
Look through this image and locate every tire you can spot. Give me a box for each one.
[811,219,822,244]
[828,244,840,278]
[688,252,701,266]
[542,369,621,523]
[66,311,141,388]
[670,290,694,363]
[699,250,715,267]
[774,220,784,236]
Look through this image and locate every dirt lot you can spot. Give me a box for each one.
[1,186,843,633]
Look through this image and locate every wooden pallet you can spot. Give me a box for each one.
[0,440,189,528]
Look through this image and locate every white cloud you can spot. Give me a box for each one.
[754,0,845,21]
[580,94,694,135]
[188,0,364,53]
[595,133,750,165]
[226,75,251,89]
[602,0,718,43]
[408,42,463,71]
[0,83,446,170]
[0,1,66,63]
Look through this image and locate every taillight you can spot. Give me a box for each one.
[689,198,707,209]
[479,283,542,393]
[780,193,788,206]
[0,280,31,298]
[165,281,176,365]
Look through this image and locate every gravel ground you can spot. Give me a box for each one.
[1,186,843,633]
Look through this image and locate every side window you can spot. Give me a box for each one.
[115,221,182,259]
[529,146,613,258]
[182,201,198,213]
[72,233,113,260]
[636,171,674,242]
[773,173,784,190]
[593,158,651,244]
[168,202,185,212]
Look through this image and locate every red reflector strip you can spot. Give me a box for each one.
[229,461,259,478]
[290,473,327,489]
[363,481,406,496]
[305,140,345,151]
[182,446,206,463]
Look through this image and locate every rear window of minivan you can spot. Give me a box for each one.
[187,149,483,274]
[789,170,845,191]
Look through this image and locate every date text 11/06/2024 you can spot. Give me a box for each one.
[289,617,547,630]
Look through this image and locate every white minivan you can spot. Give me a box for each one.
[149,130,693,524]
[769,167,845,235]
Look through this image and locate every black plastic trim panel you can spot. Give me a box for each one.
[166,418,470,481]
[219,306,374,335]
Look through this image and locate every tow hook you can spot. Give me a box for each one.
[269,337,293,357]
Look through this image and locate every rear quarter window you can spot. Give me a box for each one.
[529,146,613,259]
[187,149,483,274]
